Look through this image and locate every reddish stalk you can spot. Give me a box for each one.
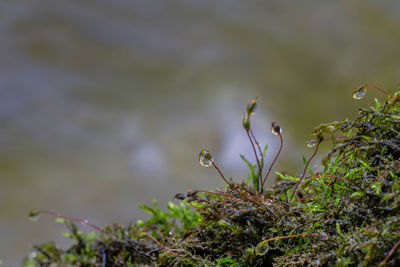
[250,128,264,169]
[364,84,388,95]
[246,129,263,192]
[140,232,184,258]
[211,161,237,191]
[290,137,322,202]
[298,193,317,202]
[34,209,112,239]
[379,238,400,266]
[262,131,283,188]
[210,160,259,205]
[262,231,328,243]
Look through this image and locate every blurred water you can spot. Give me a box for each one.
[0,1,400,265]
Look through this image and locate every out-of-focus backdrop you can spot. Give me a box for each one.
[0,1,400,265]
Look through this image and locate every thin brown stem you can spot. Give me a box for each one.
[379,238,400,266]
[298,193,317,202]
[250,128,264,168]
[290,138,321,202]
[262,231,328,243]
[262,132,283,188]
[211,160,259,205]
[246,130,263,192]
[364,84,388,95]
[37,209,112,239]
[140,232,184,258]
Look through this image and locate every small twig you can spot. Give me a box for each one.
[290,137,322,202]
[140,232,184,258]
[379,238,400,266]
[34,209,113,239]
[264,232,328,243]
[246,129,263,192]
[250,128,264,168]
[211,161,260,205]
[127,240,153,260]
[262,131,283,188]
[364,84,388,95]
[298,193,317,202]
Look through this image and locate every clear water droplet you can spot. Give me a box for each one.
[28,209,41,222]
[83,219,89,224]
[199,149,213,167]
[174,193,185,200]
[353,85,367,99]
[271,122,282,135]
[306,140,316,147]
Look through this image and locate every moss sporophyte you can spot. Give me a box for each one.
[25,85,400,266]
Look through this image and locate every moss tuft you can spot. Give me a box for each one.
[25,89,400,266]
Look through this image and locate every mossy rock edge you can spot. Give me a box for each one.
[25,91,400,266]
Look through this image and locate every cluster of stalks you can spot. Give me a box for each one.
[28,84,399,266]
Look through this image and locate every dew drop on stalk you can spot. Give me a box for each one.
[199,149,213,167]
[353,85,367,99]
[306,140,316,148]
[271,122,282,135]
[28,209,41,222]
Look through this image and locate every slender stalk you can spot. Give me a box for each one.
[250,128,264,169]
[364,84,388,95]
[140,232,184,257]
[211,160,259,205]
[262,132,283,188]
[262,231,328,243]
[298,193,317,202]
[246,130,263,192]
[379,238,400,266]
[290,138,322,202]
[36,209,112,239]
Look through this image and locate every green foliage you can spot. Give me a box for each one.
[25,89,400,266]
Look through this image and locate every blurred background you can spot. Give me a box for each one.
[0,0,400,265]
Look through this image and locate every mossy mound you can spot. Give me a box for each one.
[25,90,400,266]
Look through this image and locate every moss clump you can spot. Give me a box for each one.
[25,89,400,266]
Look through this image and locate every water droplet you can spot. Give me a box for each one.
[174,193,185,200]
[199,149,213,167]
[83,219,89,224]
[353,85,367,99]
[271,122,282,135]
[306,140,316,147]
[28,209,41,222]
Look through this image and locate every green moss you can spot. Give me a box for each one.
[25,89,400,266]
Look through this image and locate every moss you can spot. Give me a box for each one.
[25,89,400,266]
